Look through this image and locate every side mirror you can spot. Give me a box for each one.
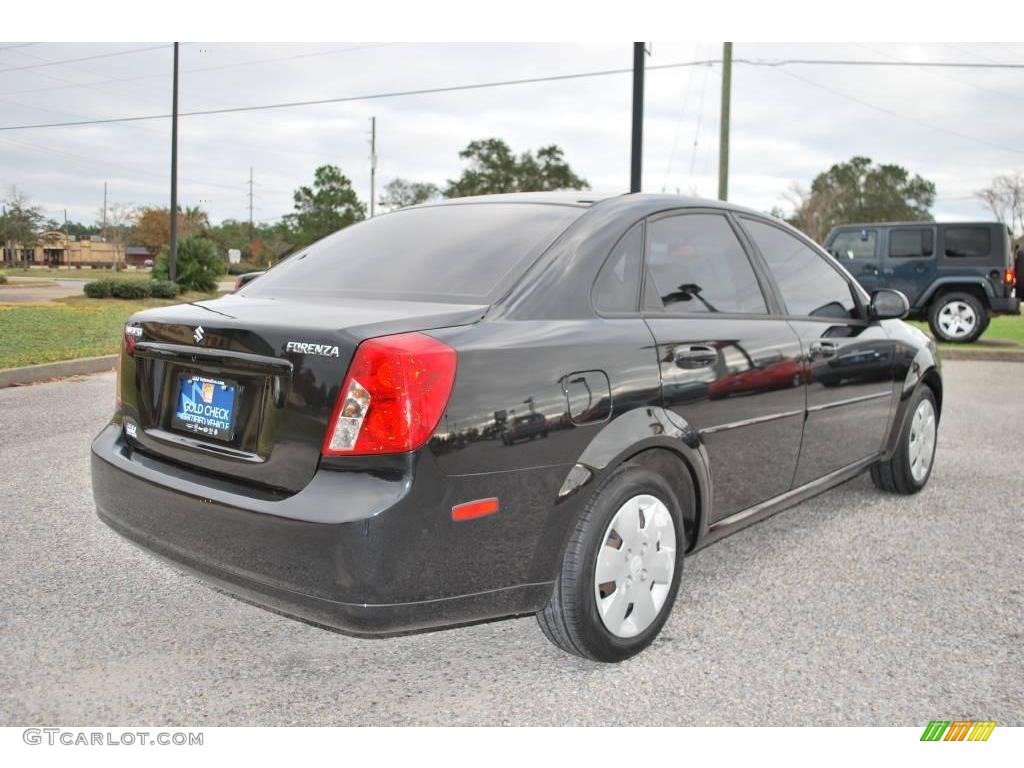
[869,289,910,320]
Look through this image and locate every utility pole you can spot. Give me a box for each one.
[369,117,377,218]
[169,41,180,283]
[63,208,69,270]
[630,43,647,194]
[248,166,254,242]
[102,181,107,239]
[718,42,733,202]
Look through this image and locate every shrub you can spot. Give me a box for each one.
[110,280,152,299]
[227,260,260,275]
[0,273,7,285]
[83,279,115,298]
[154,236,225,293]
[149,280,180,299]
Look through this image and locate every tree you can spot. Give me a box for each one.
[976,172,1024,239]
[96,202,137,269]
[286,165,365,247]
[135,207,170,256]
[207,218,253,260]
[786,156,936,241]
[0,187,44,264]
[379,178,440,211]
[443,138,588,198]
[153,236,225,293]
[134,205,211,256]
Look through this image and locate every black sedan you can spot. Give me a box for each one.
[92,192,941,662]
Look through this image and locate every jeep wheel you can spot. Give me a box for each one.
[537,463,688,662]
[928,292,986,343]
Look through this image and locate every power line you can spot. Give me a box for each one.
[0,44,171,74]
[0,42,397,98]
[4,56,1024,133]
[772,66,1024,156]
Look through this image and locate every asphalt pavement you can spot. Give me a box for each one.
[0,277,88,303]
[1,361,1021,726]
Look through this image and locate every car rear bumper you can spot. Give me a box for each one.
[91,424,556,634]
[990,296,1020,314]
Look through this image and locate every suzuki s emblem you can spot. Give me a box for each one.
[193,326,205,344]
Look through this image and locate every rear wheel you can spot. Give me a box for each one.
[871,386,938,494]
[928,292,986,343]
[537,463,688,662]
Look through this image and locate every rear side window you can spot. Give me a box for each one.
[889,228,934,259]
[742,218,858,320]
[244,203,583,303]
[593,224,643,314]
[944,227,991,259]
[830,229,877,261]
[644,213,767,315]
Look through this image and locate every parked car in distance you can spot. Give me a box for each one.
[234,271,264,291]
[501,412,549,445]
[824,221,1019,343]
[143,258,154,268]
[93,193,942,662]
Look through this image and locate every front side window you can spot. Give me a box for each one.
[644,213,767,315]
[889,228,934,259]
[742,218,858,320]
[830,229,877,261]
[944,227,991,259]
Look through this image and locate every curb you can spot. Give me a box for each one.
[0,355,118,389]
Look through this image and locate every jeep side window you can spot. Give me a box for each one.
[889,229,934,259]
[830,229,877,261]
[944,227,991,259]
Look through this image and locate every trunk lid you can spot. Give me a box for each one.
[120,294,485,493]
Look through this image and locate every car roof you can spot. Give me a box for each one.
[424,191,775,219]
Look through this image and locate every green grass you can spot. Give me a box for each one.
[910,311,1024,351]
[0,267,154,282]
[0,294,214,369]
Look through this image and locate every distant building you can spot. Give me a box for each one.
[1,231,147,268]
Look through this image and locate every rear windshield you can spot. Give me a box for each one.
[243,203,584,303]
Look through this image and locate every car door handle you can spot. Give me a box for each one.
[674,344,717,369]
[809,340,839,359]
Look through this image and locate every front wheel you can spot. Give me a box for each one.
[537,463,689,662]
[871,385,938,494]
[928,292,987,343]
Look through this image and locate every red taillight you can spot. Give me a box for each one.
[1005,267,1016,286]
[118,325,139,410]
[322,332,457,456]
[234,278,242,292]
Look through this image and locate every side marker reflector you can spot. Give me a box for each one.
[452,498,499,522]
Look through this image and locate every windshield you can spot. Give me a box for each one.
[244,203,585,304]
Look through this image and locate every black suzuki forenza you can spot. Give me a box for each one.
[92,193,942,662]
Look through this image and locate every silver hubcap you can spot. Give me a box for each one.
[908,399,937,484]
[937,301,977,339]
[594,494,676,638]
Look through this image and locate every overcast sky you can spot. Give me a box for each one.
[1,41,1022,230]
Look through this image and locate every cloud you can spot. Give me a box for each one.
[1,41,1021,228]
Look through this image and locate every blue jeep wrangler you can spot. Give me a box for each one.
[824,222,1020,343]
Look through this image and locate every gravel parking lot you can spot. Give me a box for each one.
[1,361,1021,726]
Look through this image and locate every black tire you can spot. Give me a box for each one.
[927,292,987,343]
[537,462,690,662]
[871,385,938,495]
